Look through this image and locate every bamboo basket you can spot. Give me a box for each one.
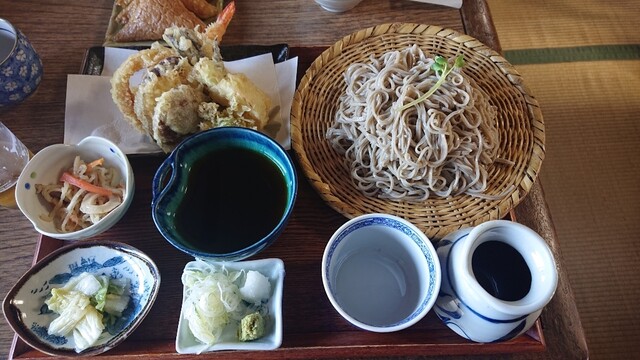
[290,23,545,240]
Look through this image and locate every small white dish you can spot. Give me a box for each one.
[176,258,285,354]
[15,136,134,240]
[322,213,441,332]
[314,0,363,12]
[2,241,160,357]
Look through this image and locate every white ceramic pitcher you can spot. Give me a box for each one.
[434,220,558,343]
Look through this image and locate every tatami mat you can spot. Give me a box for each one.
[489,0,640,49]
[516,60,640,359]
[487,1,640,359]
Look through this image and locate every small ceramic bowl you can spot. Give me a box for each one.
[176,258,285,354]
[322,213,441,332]
[314,0,363,12]
[15,136,134,241]
[2,240,160,357]
[152,127,297,261]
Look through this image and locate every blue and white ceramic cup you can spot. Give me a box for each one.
[0,18,43,107]
[322,214,441,332]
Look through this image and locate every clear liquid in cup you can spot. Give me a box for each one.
[333,247,421,326]
[0,140,29,192]
[0,123,30,208]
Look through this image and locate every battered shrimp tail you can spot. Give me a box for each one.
[204,0,235,42]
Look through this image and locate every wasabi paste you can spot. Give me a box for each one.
[238,312,265,341]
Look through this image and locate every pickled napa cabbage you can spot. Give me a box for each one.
[45,272,130,352]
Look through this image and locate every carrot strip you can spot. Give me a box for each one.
[60,172,113,197]
[86,158,104,172]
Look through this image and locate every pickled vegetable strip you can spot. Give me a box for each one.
[60,172,113,196]
[36,156,124,232]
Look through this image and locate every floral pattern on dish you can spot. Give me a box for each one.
[2,241,160,357]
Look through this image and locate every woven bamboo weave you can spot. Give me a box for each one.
[290,23,545,240]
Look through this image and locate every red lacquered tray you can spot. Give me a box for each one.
[9,47,545,359]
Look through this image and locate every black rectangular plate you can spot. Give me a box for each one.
[80,44,290,75]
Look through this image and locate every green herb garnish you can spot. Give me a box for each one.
[400,55,465,111]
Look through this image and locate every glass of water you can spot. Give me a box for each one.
[0,122,30,208]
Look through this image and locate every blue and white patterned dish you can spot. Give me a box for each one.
[322,213,441,332]
[2,241,160,357]
[0,18,43,107]
[15,136,134,240]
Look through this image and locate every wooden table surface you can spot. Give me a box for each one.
[0,0,588,359]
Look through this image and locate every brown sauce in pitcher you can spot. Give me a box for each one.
[471,240,532,301]
[174,147,288,254]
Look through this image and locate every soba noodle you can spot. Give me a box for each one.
[326,45,506,201]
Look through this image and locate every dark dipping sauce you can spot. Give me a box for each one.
[472,240,532,302]
[174,147,288,254]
